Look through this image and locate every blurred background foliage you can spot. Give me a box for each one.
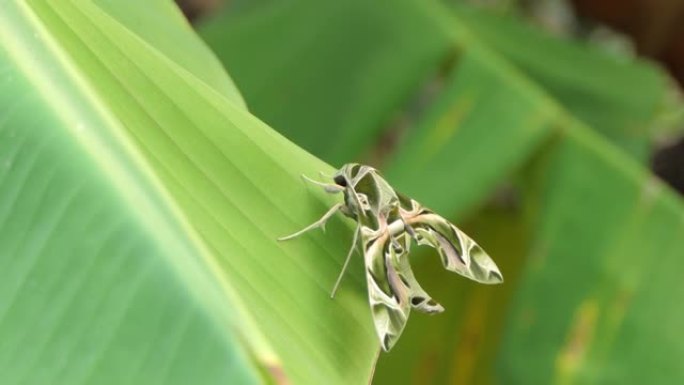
[186,0,684,383]
[2,0,684,384]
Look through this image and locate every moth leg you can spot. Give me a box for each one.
[302,174,343,194]
[351,191,368,218]
[390,236,403,252]
[330,221,361,298]
[403,221,418,241]
[278,203,343,241]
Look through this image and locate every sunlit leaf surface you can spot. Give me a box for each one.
[0,1,378,384]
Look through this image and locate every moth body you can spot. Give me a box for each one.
[279,163,503,351]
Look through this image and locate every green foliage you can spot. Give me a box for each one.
[199,0,684,384]
[449,3,666,160]
[199,0,452,165]
[0,1,376,384]
[2,0,683,384]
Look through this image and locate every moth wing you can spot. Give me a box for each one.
[361,228,411,351]
[392,233,444,314]
[409,210,503,284]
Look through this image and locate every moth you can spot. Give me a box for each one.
[279,163,503,351]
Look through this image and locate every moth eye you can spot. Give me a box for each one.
[411,297,425,306]
[333,175,347,187]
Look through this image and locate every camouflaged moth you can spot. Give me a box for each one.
[279,163,503,351]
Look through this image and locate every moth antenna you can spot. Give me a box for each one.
[319,171,334,179]
[300,174,328,187]
[301,174,343,193]
[404,222,417,240]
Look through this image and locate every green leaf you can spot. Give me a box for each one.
[385,46,555,217]
[373,209,528,385]
[379,3,667,215]
[96,0,248,108]
[196,1,684,384]
[198,0,666,165]
[0,3,259,384]
[499,127,684,384]
[447,2,668,160]
[0,1,377,384]
[198,0,453,165]
[379,4,684,384]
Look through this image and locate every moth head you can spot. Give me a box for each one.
[334,163,376,218]
[332,163,360,188]
[333,173,348,187]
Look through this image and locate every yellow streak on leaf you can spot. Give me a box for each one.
[418,97,474,162]
[554,300,600,385]
[449,287,492,385]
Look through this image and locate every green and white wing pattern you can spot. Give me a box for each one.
[403,200,503,285]
[361,227,410,351]
[361,227,446,351]
[391,233,444,314]
[279,164,502,351]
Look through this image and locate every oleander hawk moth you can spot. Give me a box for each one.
[279,163,503,351]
